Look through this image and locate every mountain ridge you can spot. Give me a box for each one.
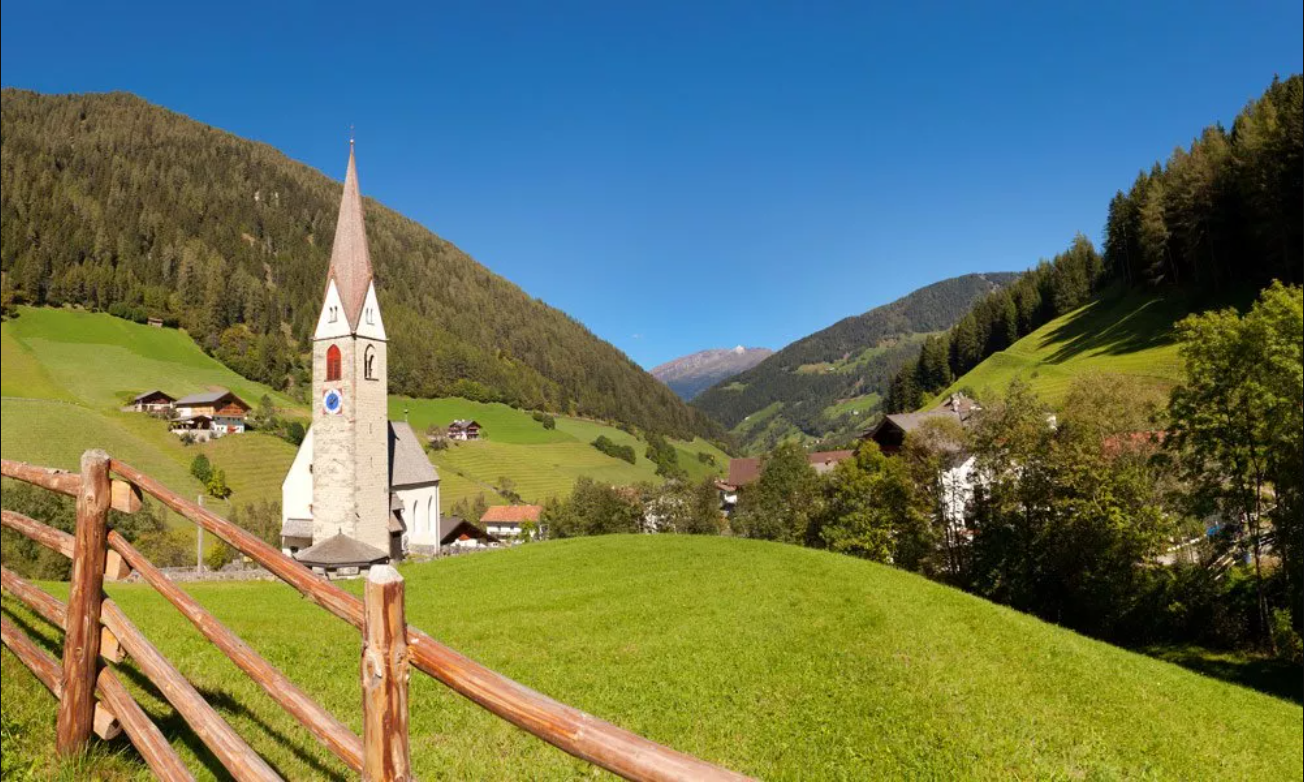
[692,272,1020,452]
[0,88,720,441]
[650,346,773,400]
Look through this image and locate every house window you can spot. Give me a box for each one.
[326,344,342,381]
[364,344,377,380]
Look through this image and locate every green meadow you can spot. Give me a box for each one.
[3,536,1300,779]
[1,307,727,518]
[928,289,1198,408]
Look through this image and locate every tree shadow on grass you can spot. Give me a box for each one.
[1144,644,1303,704]
[1039,294,1181,365]
[1,603,349,781]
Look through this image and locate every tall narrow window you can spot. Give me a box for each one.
[366,307,375,325]
[326,344,342,381]
[328,305,338,323]
[364,344,377,380]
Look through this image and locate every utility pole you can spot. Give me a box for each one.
[197,494,205,573]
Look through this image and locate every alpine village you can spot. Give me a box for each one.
[1,7,1301,781]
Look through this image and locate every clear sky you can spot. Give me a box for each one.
[2,2,1300,367]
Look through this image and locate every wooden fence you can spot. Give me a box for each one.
[0,451,751,781]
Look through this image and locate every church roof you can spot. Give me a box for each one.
[326,143,375,331]
[389,421,439,487]
[293,532,388,567]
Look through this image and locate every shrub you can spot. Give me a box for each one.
[591,435,636,464]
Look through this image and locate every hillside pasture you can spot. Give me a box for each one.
[2,536,1300,779]
[928,290,1195,407]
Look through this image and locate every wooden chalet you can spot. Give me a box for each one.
[131,390,175,413]
[447,419,482,441]
[173,389,250,435]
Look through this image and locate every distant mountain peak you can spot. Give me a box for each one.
[652,347,774,400]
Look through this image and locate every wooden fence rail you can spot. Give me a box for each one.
[0,454,752,782]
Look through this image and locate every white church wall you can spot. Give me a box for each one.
[281,425,315,529]
[399,482,441,547]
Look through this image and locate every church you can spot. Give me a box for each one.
[280,143,441,571]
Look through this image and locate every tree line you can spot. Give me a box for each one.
[742,284,1303,662]
[886,75,1303,414]
[0,89,720,441]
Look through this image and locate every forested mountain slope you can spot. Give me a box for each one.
[692,272,1018,452]
[887,74,1302,412]
[0,89,719,440]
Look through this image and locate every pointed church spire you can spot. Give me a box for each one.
[326,141,374,330]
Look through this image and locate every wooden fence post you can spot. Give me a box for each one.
[56,449,111,756]
[362,565,410,781]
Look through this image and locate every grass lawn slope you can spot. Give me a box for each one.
[2,307,728,519]
[928,288,1200,408]
[3,536,1299,779]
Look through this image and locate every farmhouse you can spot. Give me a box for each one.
[447,419,482,441]
[131,389,175,413]
[172,389,249,435]
[863,393,981,528]
[438,515,498,549]
[480,505,542,541]
[279,142,442,570]
[726,449,855,487]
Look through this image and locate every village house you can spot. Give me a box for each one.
[447,419,482,441]
[172,389,250,436]
[725,449,855,488]
[131,389,175,414]
[279,142,443,574]
[437,515,498,550]
[479,505,542,541]
[863,393,981,528]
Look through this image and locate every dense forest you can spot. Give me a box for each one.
[692,272,1019,449]
[0,89,721,441]
[886,74,1303,413]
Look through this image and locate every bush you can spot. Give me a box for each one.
[532,411,556,430]
[189,454,212,484]
[592,435,636,464]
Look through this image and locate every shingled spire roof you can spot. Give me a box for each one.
[325,141,375,330]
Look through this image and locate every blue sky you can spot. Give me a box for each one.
[2,2,1300,368]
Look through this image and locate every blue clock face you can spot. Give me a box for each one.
[323,388,343,415]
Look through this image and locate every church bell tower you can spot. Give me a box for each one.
[310,141,390,552]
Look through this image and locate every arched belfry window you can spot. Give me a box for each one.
[328,306,338,323]
[364,344,377,380]
[326,344,342,381]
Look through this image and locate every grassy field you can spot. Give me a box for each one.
[1,307,727,518]
[927,289,1199,408]
[2,535,1300,780]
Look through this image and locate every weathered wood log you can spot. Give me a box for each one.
[108,530,363,772]
[1,508,75,558]
[0,566,126,664]
[1,615,194,780]
[104,549,133,581]
[0,459,82,497]
[0,459,140,512]
[108,458,752,781]
[94,666,196,781]
[97,599,283,782]
[362,566,410,781]
[56,449,111,756]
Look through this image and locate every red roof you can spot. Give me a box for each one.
[480,505,543,523]
[727,450,856,487]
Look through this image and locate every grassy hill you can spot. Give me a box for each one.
[3,536,1300,779]
[1,89,719,441]
[694,273,1018,453]
[928,288,1212,408]
[0,307,727,520]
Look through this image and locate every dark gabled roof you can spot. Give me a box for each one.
[864,393,981,442]
[448,419,481,429]
[389,421,439,487]
[174,388,247,409]
[293,533,388,567]
[438,516,497,546]
[133,389,174,403]
[324,143,375,331]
